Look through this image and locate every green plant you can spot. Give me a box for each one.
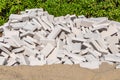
[0,0,120,26]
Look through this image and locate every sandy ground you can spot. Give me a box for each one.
[0,63,119,80]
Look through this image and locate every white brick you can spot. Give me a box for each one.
[80,19,94,27]
[4,38,18,47]
[83,42,91,48]
[80,61,100,69]
[40,43,55,57]
[12,47,25,53]
[96,38,107,50]
[90,17,108,24]
[108,44,119,54]
[29,56,46,66]
[46,48,58,64]
[47,15,54,24]
[3,30,19,38]
[7,58,17,66]
[37,17,51,30]
[0,57,6,65]
[41,16,54,30]
[107,36,119,45]
[32,18,42,29]
[23,37,34,45]
[64,50,85,62]
[23,46,36,56]
[1,52,9,58]
[71,43,81,53]
[62,57,73,65]
[70,58,80,64]
[104,54,120,62]
[57,39,64,50]
[16,54,29,65]
[71,27,81,36]
[101,24,118,38]
[47,27,61,39]
[34,32,46,40]
[74,19,82,28]
[22,40,35,49]
[47,58,60,65]
[115,53,120,57]
[23,22,37,31]
[0,45,11,54]
[59,32,66,40]
[72,37,86,42]
[66,37,72,45]
[0,37,4,42]
[81,27,86,34]
[63,45,72,53]
[85,54,98,62]
[11,35,24,47]
[88,49,102,58]
[58,25,71,33]
[92,23,109,31]
[10,22,27,29]
[39,39,56,46]
[26,36,37,43]
[116,64,120,69]
[68,33,75,37]
[90,39,103,52]
[80,48,89,55]
[20,31,34,37]
[54,60,62,64]
[9,14,29,21]
[0,43,11,49]
[55,50,64,58]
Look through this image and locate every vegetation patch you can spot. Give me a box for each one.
[0,0,120,25]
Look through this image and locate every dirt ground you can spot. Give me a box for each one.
[0,63,119,80]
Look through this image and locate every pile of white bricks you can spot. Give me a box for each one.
[0,8,120,69]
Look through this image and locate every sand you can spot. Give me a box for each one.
[0,63,119,80]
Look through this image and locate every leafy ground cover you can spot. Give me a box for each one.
[0,0,120,25]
